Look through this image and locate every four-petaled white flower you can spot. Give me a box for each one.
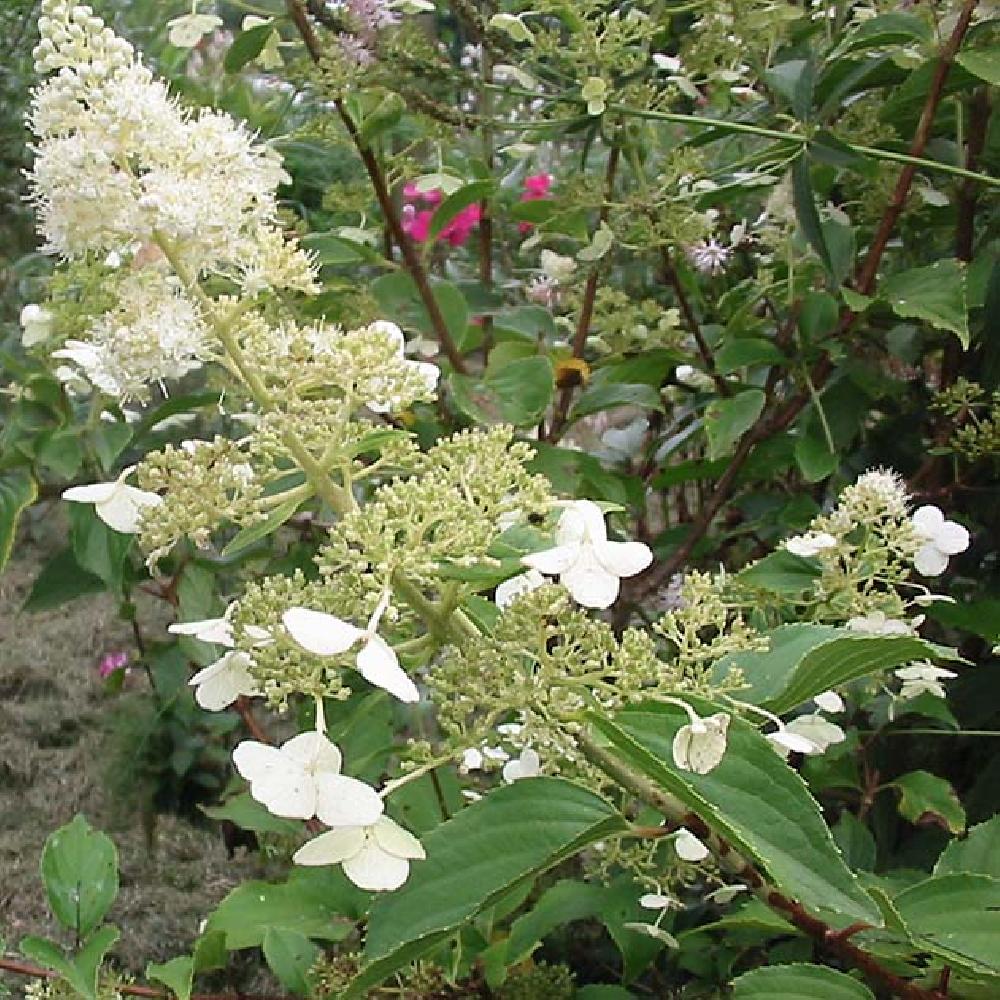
[189,650,261,711]
[674,828,709,862]
[495,569,546,610]
[20,304,53,346]
[911,505,969,577]
[895,662,957,701]
[283,591,419,703]
[522,500,652,609]
[63,467,161,533]
[777,714,846,756]
[233,731,383,826]
[293,815,425,892]
[365,321,439,414]
[785,531,837,558]
[502,748,541,783]
[847,610,911,636]
[672,708,730,775]
[167,12,224,48]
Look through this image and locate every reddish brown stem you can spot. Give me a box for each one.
[0,958,288,1000]
[284,0,468,373]
[547,145,621,441]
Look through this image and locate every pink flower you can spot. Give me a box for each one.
[400,191,481,247]
[98,650,129,679]
[440,203,481,247]
[403,184,443,207]
[401,205,434,243]
[519,172,553,234]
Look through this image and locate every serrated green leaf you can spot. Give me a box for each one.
[892,771,965,834]
[40,815,119,937]
[738,551,823,594]
[713,623,957,714]
[705,389,765,460]
[935,816,1000,879]
[732,963,875,999]
[882,259,969,348]
[0,468,36,573]
[347,778,628,997]
[590,704,883,928]
[893,873,1000,976]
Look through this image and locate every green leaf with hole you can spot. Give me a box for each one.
[882,259,969,348]
[732,964,875,999]
[345,778,627,997]
[590,703,882,928]
[40,815,118,937]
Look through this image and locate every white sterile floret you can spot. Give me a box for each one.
[784,531,837,557]
[20,304,53,346]
[282,591,419,703]
[63,467,161,533]
[910,505,970,577]
[459,748,484,774]
[766,727,819,756]
[364,321,440,413]
[895,662,957,700]
[847,610,912,635]
[169,609,236,647]
[166,12,223,48]
[705,884,747,904]
[674,828,709,862]
[293,815,425,892]
[814,690,845,714]
[522,500,652,609]
[639,892,677,910]
[672,709,730,775]
[539,249,577,284]
[778,715,846,756]
[189,651,261,711]
[495,569,546,610]
[233,731,383,826]
[502,748,541,783]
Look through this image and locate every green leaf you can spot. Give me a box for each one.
[577,988,635,1000]
[590,704,883,927]
[147,956,194,1000]
[791,157,833,278]
[732,964,875,999]
[263,928,319,995]
[40,815,119,937]
[956,46,1000,86]
[68,503,131,591]
[715,338,785,373]
[892,771,965,834]
[712,623,956,714]
[0,468,36,573]
[428,181,493,243]
[570,383,664,421]
[373,272,468,353]
[204,868,357,949]
[348,778,628,997]
[301,232,366,265]
[19,938,77,991]
[37,429,84,478]
[450,357,554,427]
[224,22,275,73]
[882,259,969,349]
[705,389,765,460]
[737,551,822,595]
[200,793,302,837]
[794,430,838,483]
[832,812,876,872]
[21,927,120,1000]
[91,422,133,473]
[358,91,407,145]
[22,547,106,611]
[221,496,302,558]
[893,873,1000,976]
[935,816,1000,879]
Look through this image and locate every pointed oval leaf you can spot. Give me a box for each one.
[733,964,875,999]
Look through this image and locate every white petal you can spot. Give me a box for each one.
[639,893,673,910]
[594,540,653,579]
[767,730,817,755]
[561,548,620,609]
[911,505,945,538]
[914,543,948,577]
[232,741,315,819]
[814,690,844,714]
[785,715,846,753]
[281,731,343,773]
[283,607,362,656]
[935,520,969,555]
[556,500,608,546]
[521,543,579,576]
[673,714,729,774]
[342,840,411,891]
[315,773,385,828]
[371,815,426,860]
[170,617,234,646]
[190,652,258,710]
[96,485,160,533]
[356,635,419,703]
[293,827,366,866]
[675,828,709,862]
[495,569,546,610]
[63,482,118,504]
[368,320,405,354]
[412,360,440,394]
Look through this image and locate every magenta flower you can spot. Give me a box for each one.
[98,650,129,679]
[400,186,481,247]
[519,172,553,234]
[401,205,434,242]
[440,203,481,247]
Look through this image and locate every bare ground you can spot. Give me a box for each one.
[0,514,269,994]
